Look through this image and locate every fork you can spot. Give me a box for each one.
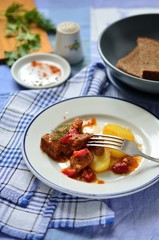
[87,134,159,163]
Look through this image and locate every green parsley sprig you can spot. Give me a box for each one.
[52,122,72,141]
[0,3,56,66]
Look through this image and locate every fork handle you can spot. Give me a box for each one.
[139,151,159,163]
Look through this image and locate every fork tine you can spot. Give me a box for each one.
[87,143,121,149]
[88,134,124,144]
[90,137,123,144]
[87,139,122,145]
[87,134,124,150]
[91,134,124,142]
[87,142,122,150]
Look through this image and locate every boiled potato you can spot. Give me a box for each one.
[91,148,110,173]
[103,123,134,158]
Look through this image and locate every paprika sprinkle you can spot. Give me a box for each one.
[20,60,62,87]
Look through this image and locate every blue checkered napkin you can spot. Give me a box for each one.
[0,183,114,240]
[0,63,107,207]
[0,63,114,239]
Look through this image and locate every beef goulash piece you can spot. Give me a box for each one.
[40,118,92,162]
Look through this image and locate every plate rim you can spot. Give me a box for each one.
[11,52,71,89]
[21,96,159,199]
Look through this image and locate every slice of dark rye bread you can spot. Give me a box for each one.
[116,37,159,80]
[116,46,141,77]
[138,37,159,80]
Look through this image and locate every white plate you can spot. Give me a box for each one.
[11,53,71,89]
[22,96,159,199]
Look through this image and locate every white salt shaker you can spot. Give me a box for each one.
[55,22,83,65]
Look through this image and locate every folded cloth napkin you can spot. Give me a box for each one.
[0,63,114,239]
